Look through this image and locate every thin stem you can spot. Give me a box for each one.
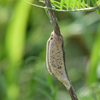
[68,86,78,100]
[44,0,78,100]
[44,0,61,36]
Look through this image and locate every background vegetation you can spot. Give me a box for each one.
[0,0,100,100]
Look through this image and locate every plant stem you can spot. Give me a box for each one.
[44,0,78,100]
[44,0,61,36]
[68,86,78,100]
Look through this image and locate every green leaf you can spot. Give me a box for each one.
[37,88,52,99]
[97,8,100,16]
[52,4,61,9]
[53,86,58,100]
[82,0,85,8]
[34,77,48,87]
[65,0,71,10]
[5,0,31,64]
[39,0,100,11]
[95,0,100,6]
[86,23,100,86]
[87,0,90,7]
[51,0,61,9]
[80,3,89,8]
[78,0,81,9]
[39,0,45,3]
[73,0,78,10]
[91,0,96,5]
[67,0,71,10]
[47,73,53,87]
[60,0,65,9]
[5,0,32,99]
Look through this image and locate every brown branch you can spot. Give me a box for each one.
[68,86,78,100]
[44,0,78,100]
[44,0,61,36]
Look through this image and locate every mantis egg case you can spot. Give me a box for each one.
[46,31,71,90]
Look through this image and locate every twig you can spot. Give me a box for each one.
[44,0,78,100]
[44,0,61,36]
[68,86,78,100]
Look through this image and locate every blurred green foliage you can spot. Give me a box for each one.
[39,0,100,11]
[0,0,100,100]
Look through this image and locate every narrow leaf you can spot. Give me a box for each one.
[52,3,61,9]
[82,0,85,8]
[86,23,100,86]
[60,0,65,9]
[39,0,45,3]
[87,0,90,7]
[95,0,100,6]
[53,87,58,100]
[51,0,61,9]
[97,8,100,16]
[34,77,48,86]
[73,0,78,10]
[37,88,52,99]
[91,0,96,6]
[47,73,53,87]
[77,0,81,9]
[65,0,71,10]
[67,0,71,10]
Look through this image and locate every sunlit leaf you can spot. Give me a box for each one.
[82,0,85,8]
[67,0,71,10]
[39,0,100,11]
[5,0,32,99]
[77,0,81,9]
[60,0,65,9]
[73,0,78,10]
[65,0,71,10]
[87,0,90,7]
[95,0,100,6]
[52,3,61,9]
[51,0,61,9]
[39,0,45,3]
